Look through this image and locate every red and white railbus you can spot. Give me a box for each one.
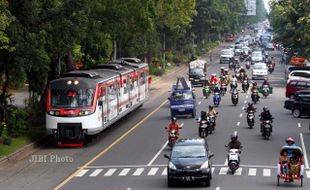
[46,58,150,147]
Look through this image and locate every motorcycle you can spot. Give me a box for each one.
[230,81,238,90]
[242,80,249,93]
[261,120,273,140]
[262,85,270,98]
[268,64,274,74]
[245,61,251,69]
[220,83,227,96]
[246,110,255,129]
[203,85,211,99]
[229,61,234,70]
[251,89,259,104]
[231,88,239,106]
[225,146,241,174]
[197,116,216,137]
[213,92,221,107]
[168,129,179,147]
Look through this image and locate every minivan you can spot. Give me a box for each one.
[286,80,310,98]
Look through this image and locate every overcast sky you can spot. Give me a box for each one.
[263,0,271,13]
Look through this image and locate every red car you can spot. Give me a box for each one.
[225,35,235,42]
[286,79,310,98]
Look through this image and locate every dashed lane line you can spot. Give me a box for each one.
[162,168,167,176]
[104,169,116,176]
[300,133,309,169]
[198,101,201,105]
[234,168,242,176]
[240,113,243,118]
[219,167,228,175]
[244,100,247,104]
[216,187,221,190]
[298,123,301,128]
[237,122,240,127]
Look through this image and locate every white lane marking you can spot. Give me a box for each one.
[180,123,184,127]
[237,122,240,126]
[306,170,310,178]
[247,91,250,95]
[216,187,221,190]
[244,100,247,104]
[132,168,144,176]
[263,169,271,177]
[198,101,201,105]
[212,167,215,174]
[148,167,159,176]
[300,133,309,169]
[246,95,249,99]
[119,168,131,176]
[147,141,168,166]
[224,158,228,166]
[298,123,301,128]
[234,168,242,176]
[248,168,257,176]
[240,113,243,118]
[104,168,116,176]
[89,169,103,177]
[242,106,245,110]
[162,168,167,176]
[219,167,228,175]
[75,169,89,177]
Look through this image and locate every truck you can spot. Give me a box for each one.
[188,59,207,86]
[168,77,196,118]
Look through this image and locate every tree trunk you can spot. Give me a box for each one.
[65,50,74,72]
[162,33,166,70]
[113,40,117,61]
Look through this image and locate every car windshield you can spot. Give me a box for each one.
[254,64,267,70]
[221,50,232,55]
[235,45,242,49]
[190,69,204,76]
[171,145,206,158]
[51,88,95,108]
[242,47,250,51]
[171,91,193,101]
[252,52,262,57]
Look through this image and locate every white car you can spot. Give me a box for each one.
[220,49,234,64]
[288,70,310,82]
[234,44,243,56]
[252,62,268,80]
[251,51,264,64]
[241,46,251,55]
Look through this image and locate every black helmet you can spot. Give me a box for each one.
[231,131,238,141]
[171,117,177,122]
[209,105,213,109]
[248,102,253,107]
[263,107,268,112]
[201,111,206,115]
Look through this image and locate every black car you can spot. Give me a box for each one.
[284,91,310,117]
[189,68,206,86]
[164,138,214,187]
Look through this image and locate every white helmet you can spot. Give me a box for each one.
[211,73,216,77]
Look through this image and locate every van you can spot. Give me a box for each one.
[286,80,310,98]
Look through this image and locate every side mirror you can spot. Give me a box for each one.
[209,152,214,158]
[168,97,171,101]
[224,145,228,148]
[98,100,103,106]
[164,154,170,160]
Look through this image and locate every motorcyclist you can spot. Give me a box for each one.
[166,117,181,136]
[220,67,225,77]
[213,84,221,94]
[207,105,218,117]
[220,75,228,86]
[261,78,271,89]
[230,75,238,90]
[210,73,218,84]
[227,131,242,150]
[246,102,256,113]
[259,107,273,132]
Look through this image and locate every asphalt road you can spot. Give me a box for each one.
[1,44,309,190]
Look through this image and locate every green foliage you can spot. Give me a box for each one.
[7,108,30,137]
[269,0,310,57]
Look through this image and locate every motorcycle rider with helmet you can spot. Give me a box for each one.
[227,131,242,150]
[259,107,273,132]
[246,102,256,113]
[210,73,218,84]
[220,67,225,77]
[166,117,181,137]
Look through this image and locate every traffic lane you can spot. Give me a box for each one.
[0,67,187,190]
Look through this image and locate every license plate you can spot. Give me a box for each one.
[178,109,185,112]
[195,79,199,82]
[184,176,191,181]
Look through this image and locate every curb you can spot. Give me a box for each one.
[0,135,51,167]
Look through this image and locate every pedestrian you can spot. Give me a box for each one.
[209,54,213,63]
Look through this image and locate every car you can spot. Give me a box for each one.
[252,62,268,80]
[250,51,264,64]
[189,67,206,86]
[234,44,243,56]
[285,66,310,80]
[291,94,310,118]
[288,70,310,82]
[225,35,235,42]
[164,138,214,187]
[286,80,310,98]
[284,90,310,110]
[220,49,234,64]
[241,46,251,56]
[266,42,274,50]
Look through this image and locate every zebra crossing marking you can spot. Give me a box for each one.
[119,168,131,176]
[76,169,89,177]
[234,168,242,176]
[162,168,167,176]
[148,167,159,176]
[263,169,271,177]
[89,169,103,177]
[104,168,116,176]
[219,167,228,175]
[248,168,257,176]
[306,170,310,178]
[212,167,215,174]
[132,168,144,176]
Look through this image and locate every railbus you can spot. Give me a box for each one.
[46,58,150,147]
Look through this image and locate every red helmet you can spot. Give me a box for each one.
[286,137,295,143]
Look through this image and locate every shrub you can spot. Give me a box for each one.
[7,108,30,137]
[0,122,6,137]
[153,68,165,76]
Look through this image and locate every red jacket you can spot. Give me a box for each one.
[168,122,180,134]
[210,77,218,84]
